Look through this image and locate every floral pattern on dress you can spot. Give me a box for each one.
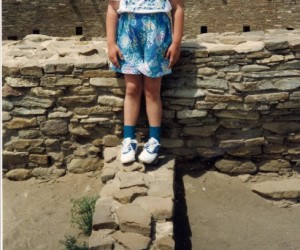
[110,13,172,78]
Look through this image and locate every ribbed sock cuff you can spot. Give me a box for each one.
[149,126,161,142]
[123,125,136,139]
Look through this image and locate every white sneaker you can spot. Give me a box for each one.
[120,138,137,164]
[138,137,160,164]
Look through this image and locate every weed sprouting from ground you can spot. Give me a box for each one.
[70,196,99,236]
[60,235,88,250]
[60,195,99,250]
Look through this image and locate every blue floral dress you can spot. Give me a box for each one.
[110,0,173,78]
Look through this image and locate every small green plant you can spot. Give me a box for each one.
[70,195,99,236]
[60,235,88,250]
[60,195,99,250]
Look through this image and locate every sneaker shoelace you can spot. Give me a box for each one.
[122,139,133,154]
[145,138,160,153]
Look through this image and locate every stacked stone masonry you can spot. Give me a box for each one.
[2,29,300,181]
[2,0,300,40]
[90,152,175,249]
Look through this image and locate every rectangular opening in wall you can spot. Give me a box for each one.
[200,26,208,34]
[32,29,40,34]
[76,27,83,35]
[243,25,251,32]
[286,27,294,30]
[222,0,228,4]
[7,36,18,40]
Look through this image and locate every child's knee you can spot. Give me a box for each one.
[126,83,142,97]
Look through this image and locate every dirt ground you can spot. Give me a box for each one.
[3,170,300,250]
[2,172,103,250]
[178,170,300,250]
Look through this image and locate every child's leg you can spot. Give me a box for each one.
[123,74,143,138]
[143,76,162,142]
[143,76,162,126]
[138,75,162,164]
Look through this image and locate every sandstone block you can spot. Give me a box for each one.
[2,100,14,111]
[29,154,49,165]
[5,169,32,181]
[234,41,264,53]
[48,111,73,118]
[103,147,119,163]
[162,88,205,98]
[245,92,289,103]
[31,167,65,179]
[2,112,12,121]
[20,65,43,77]
[196,147,224,158]
[44,63,74,74]
[67,157,101,173]
[133,196,173,220]
[273,78,300,90]
[89,230,115,250]
[205,94,242,103]
[100,179,121,198]
[90,77,125,87]
[58,95,96,106]
[98,95,124,107]
[116,204,151,236]
[74,106,113,116]
[117,172,147,189]
[11,107,46,116]
[101,161,119,183]
[31,87,63,97]
[251,179,300,199]
[152,236,175,250]
[258,159,291,172]
[177,109,207,119]
[6,77,39,88]
[93,204,118,230]
[40,120,68,135]
[11,95,54,108]
[265,39,289,51]
[242,64,270,72]
[4,117,37,129]
[263,122,300,134]
[148,180,173,198]
[226,146,262,157]
[113,231,151,250]
[3,151,28,170]
[113,186,148,204]
[215,159,257,174]
[155,221,173,239]
[215,110,259,120]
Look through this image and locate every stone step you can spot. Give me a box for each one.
[90,151,176,250]
[251,179,300,199]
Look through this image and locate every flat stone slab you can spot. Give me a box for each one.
[115,204,151,236]
[251,179,300,199]
[113,231,151,250]
[89,229,115,250]
[133,196,173,220]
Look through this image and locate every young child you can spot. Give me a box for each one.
[106,0,184,164]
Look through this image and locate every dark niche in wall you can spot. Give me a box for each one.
[76,26,83,35]
[243,25,251,32]
[200,26,208,34]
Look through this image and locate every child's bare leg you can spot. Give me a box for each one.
[138,75,162,164]
[143,76,162,127]
[124,74,143,126]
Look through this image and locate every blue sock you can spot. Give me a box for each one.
[149,126,161,142]
[123,125,136,139]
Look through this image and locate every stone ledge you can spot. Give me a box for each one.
[90,152,176,250]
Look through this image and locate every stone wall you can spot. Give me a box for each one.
[2,0,300,40]
[2,29,300,180]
